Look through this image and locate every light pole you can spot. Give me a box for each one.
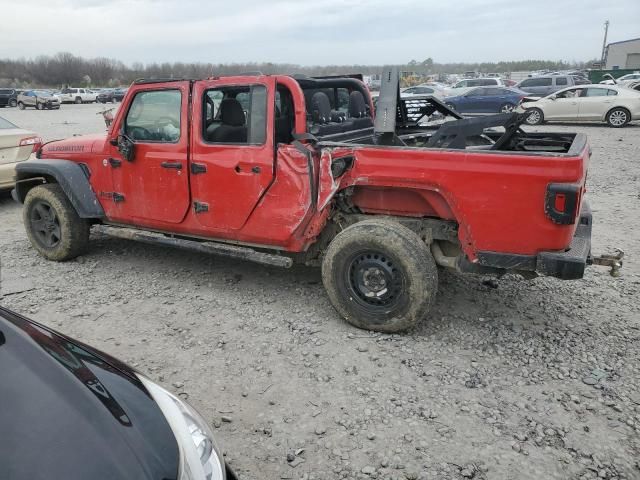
[600,20,610,70]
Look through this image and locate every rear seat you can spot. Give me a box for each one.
[308,91,372,137]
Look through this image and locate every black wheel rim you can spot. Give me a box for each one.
[30,201,61,248]
[346,250,405,313]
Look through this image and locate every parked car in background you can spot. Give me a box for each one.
[17,90,61,110]
[0,89,18,108]
[97,88,128,103]
[519,84,640,128]
[0,117,41,191]
[401,84,446,98]
[0,306,237,480]
[450,77,505,89]
[58,87,98,104]
[600,72,640,85]
[516,75,585,98]
[444,86,528,114]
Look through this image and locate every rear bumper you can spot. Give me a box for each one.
[472,201,592,280]
[536,201,591,280]
[0,162,18,190]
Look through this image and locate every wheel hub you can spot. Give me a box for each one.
[30,201,61,248]
[347,251,404,310]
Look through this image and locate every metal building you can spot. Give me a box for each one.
[605,37,640,69]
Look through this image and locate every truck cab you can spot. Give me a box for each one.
[12,69,622,333]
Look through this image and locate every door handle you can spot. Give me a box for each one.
[234,163,261,174]
[161,162,182,170]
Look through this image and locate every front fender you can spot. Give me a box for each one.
[14,159,105,219]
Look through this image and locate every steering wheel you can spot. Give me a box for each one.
[127,126,152,140]
[155,116,180,129]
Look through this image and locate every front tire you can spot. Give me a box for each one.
[9,99,17,107]
[524,107,544,125]
[23,184,90,261]
[606,107,630,128]
[322,219,438,333]
[500,103,516,113]
[18,101,25,110]
[75,97,82,104]
[36,102,42,110]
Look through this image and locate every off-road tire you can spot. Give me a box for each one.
[322,219,438,333]
[18,102,25,110]
[606,107,630,128]
[75,97,82,104]
[524,107,544,125]
[23,184,90,261]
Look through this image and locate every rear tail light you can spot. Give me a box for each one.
[545,183,580,225]
[19,136,42,153]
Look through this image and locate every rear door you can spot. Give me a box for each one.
[108,82,191,225]
[189,77,275,233]
[577,87,616,120]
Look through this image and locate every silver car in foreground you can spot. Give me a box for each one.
[518,85,640,128]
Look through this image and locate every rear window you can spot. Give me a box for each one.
[520,78,553,87]
[555,77,568,86]
[0,117,18,129]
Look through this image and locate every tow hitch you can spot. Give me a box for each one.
[588,249,624,277]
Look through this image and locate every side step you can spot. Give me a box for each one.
[94,225,294,268]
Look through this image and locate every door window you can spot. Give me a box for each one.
[584,88,610,97]
[556,88,582,99]
[202,84,267,145]
[124,89,182,143]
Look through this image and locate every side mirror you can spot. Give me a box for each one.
[549,95,557,101]
[117,134,135,162]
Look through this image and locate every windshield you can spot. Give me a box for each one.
[34,91,52,97]
[0,117,19,129]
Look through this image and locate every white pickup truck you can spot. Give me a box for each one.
[57,88,97,104]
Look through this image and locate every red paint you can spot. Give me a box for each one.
[38,76,589,260]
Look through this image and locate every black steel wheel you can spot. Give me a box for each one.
[23,184,90,261]
[322,219,438,332]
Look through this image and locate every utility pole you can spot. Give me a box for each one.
[600,20,610,70]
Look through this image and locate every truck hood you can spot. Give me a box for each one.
[0,307,180,480]
[40,133,107,157]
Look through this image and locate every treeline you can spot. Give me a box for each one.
[0,52,597,88]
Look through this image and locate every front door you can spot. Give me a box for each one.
[108,82,191,226]
[189,78,275,234]
[544,88,583,121]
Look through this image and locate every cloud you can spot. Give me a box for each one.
[1,0,638,65]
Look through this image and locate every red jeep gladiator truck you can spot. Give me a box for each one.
[12,68,621,332]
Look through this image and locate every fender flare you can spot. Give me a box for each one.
[13,159,105,219]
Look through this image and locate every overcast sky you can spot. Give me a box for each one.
[1,0,638,65]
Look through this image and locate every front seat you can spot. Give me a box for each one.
[208,98,247,143]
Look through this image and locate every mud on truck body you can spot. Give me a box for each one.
[12,67,622,332]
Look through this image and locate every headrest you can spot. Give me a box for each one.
[311,92,331,124]
[220,98,245,127]
[348,91,367,118]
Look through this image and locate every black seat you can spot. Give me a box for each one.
[348,91,373,129]
[208,98,247,143]
[310,92,332,124]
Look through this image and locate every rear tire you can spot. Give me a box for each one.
[606,107,630,128]
[9,99,17,107]
[23,184,90,261]
[524,107,544,125]
[321,219,438,333]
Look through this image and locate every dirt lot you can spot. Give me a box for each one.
[1,104,639,480]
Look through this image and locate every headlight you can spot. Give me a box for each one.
[138,376,225,480]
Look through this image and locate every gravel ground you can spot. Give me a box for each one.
[1,104,639,480]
